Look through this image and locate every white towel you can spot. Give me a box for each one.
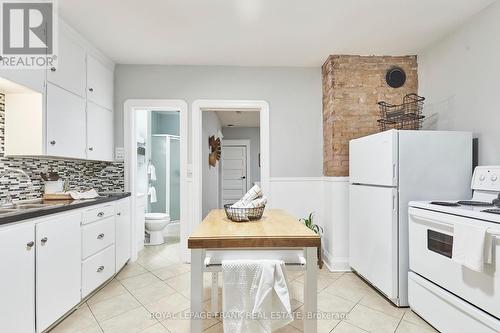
[148,164,157,181]
[232,185,263,208]
[452,222,493,272]
[148,186,157,203]
[223,259,293,333]
[67,189,100,200]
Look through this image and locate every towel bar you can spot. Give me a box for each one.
[204,256,307,268]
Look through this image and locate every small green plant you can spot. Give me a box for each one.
[300,212,323,235]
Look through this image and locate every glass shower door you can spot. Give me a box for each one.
[169,138,180,221]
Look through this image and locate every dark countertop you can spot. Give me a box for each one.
[0,192,131,226]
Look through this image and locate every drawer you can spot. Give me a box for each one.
[82,205,115,225]
[82,216,115,259]
[82,245,115,298]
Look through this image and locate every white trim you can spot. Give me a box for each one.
[221,139,252,204]
[192,100,270,237]
[124,99,188,262]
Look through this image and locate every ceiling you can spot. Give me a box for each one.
[59,0,495,67]
[216,111,260,127]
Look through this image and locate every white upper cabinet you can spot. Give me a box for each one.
[47,26,86,97]
[46,83,87,159]
[2,19,114,161]
[87,102,114,161]
[87,55,113,110]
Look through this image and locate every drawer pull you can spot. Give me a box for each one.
[97,266,105,272]
[97,233,105,240]
[97,212,105,217]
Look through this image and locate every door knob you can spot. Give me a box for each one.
[97,233,105,240]
[97,266,104,272]
[88,87,94,92]
[50,140,56,146]
[26,241,35,250]
[40,237,48,245]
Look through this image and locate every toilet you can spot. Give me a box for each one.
[145,213,170,245]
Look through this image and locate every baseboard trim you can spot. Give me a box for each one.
[323,249,351,272]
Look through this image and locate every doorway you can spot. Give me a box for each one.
[192,100,270,232]
[124,100,188,262]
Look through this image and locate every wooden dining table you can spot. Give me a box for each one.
[188,209,321,333]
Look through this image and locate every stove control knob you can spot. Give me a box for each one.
[491,175,498,182]
[479,175,486,181]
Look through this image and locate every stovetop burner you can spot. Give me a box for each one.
[431,201,460,207]
[482,209,500,215]
[456,200,493,207]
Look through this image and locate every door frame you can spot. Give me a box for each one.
[220,139,252,207]
[124,99,188,262]
[192,100,270,235]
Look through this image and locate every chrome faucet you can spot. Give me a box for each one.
[0,167,34,207]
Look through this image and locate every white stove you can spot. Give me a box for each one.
[408,166,500,333]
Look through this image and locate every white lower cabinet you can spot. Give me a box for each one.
[0,222,36,333]
[0,199,132,332]
[82,245,116,298]
[36,212,82,333]
[115,198,131,270]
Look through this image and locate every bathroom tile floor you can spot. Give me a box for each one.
[51,238,438,333]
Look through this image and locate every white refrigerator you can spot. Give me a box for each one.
[349,129,472,306]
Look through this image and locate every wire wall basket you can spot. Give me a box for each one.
[224,204,265,222]
[377,93,425,131]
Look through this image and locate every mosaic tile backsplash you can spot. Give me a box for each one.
[0,94,125,201]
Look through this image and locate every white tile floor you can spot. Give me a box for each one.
[51,238,438,333]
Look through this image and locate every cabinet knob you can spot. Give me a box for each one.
[40,237,48,245]
[116,212,121,216]
[97,212,105,217]
[50,140,56,146]
[97,233,105,240]
[26,241,35,250]
[88,87,94,92]
[97,266,104,272]
[50,67,56,72]
[88,147,94,152]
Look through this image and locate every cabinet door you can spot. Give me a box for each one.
[46,83,86,159]
[0,223,35,333]
[115,198,131,270]
[87,102,114,161]
[87,55,113,110]
[47,27,86,97]
[36,212,81,333]
[0,68,45,93]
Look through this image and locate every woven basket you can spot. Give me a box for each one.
[224,204,265,222]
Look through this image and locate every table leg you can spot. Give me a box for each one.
[303,247,317,333]
[191,249,204,333]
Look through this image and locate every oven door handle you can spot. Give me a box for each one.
[410,213,500,238]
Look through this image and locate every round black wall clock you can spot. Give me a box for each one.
[386,67,406,88]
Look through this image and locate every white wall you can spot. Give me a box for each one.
[221,127,261,185]
[418,1,500,165]
[114,65,323,177]
[202,111,222,218]
[269,177,350,271]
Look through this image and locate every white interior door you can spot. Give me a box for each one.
[349,184,398,300]
[221,146,247,205]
